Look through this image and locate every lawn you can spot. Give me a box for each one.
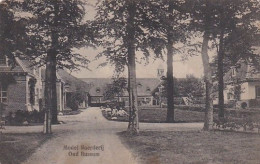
[103,107,205,123]
[0,133,51,164]
[118,131,260,164]
[139,108,204,123]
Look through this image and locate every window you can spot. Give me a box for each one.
[137,83,142,88]
[256,86,260,98]
[96,88,100,93]
[0,55,7,66]
[0,83,7,103]
[227,93,232,100]
[231,67,236,77]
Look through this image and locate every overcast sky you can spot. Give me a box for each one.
[70,1,211,79]
[71,46,206,79]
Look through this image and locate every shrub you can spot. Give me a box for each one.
[175,105,205,112]
[213,110,260,132]
[6,110,45,125]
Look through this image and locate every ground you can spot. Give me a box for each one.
[1,107,202,164]
[0,133,51,164]
[119,131,260,164]
[1,107,260,164]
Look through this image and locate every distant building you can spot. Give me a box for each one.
[81,66,164,107]
[81,78,161,107]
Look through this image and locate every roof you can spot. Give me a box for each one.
[81,78,113,97]
[57,69,90,92]
[81,78,161,97]
[41,69,90,92]
[224,59,260,83]
[0,58,34,75]
[135,78,161,96]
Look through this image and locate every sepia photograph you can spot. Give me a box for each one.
[0,0,260,163]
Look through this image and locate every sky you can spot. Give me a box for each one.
[71,1,207,79]
[71,46,205,79]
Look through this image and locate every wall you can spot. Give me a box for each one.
[247,81,260,100]
[5,75,27,115]
[224,82,249,102]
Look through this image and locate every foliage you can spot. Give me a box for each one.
[67,86,86,111]
[28,78,36,105]
[0,0,27,66]
[161,75,204,98]
[94,0,167,73]
[10,0,96,126]
[95,0,166,132]
[6,110,45,125]
[14,0,94,70]
[103,77,127,101]
[213,110,260,132]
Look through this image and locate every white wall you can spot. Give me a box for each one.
[224,82,249,102]
[225,81,260,101]
[247,82,260,100]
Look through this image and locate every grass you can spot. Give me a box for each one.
[0,133,51,164]
[118,130,260,164]
[103,108,205,123]
[139,108,204,123]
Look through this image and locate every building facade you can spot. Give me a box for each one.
[220,60,260,108]
[0,57,88,116]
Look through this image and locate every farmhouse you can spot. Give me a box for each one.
[81,78,161,107]
[81,66,166,107]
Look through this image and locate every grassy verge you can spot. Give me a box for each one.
[118,131,260,164]
[0,133,51,164]
[102,108,205,123]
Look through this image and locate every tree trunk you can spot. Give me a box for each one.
[50,2,58,124]
[50,51,58,124]
[201,31,214,130]
[43,52,56,134]
[218,28,225,119]
[166,2,175,123]
[126,1,139,134]
[127,64,132,129]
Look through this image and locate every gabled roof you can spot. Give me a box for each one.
[224,59,260,83]
[41,69,90,92]
[81,78,113,97]
[81,78,161,97]
[135,78,161,96]
[0,58,35,75]
[57,69,90,92]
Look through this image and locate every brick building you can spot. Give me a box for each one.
[0,56,88,116]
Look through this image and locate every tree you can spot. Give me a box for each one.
[186,0,220,130]
[178,75,205,98]
[95,0,162,134]
[188,0,259,129]
[103,77,127,102]
[144,0,191,122]
[16,0,94,133]
[0,0,27,66]
[67,86,86,111]
[213,0,259,119]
